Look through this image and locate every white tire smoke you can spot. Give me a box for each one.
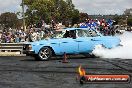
[92,32,132,59]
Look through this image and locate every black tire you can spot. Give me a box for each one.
[37,47,52,61]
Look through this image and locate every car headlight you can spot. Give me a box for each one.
[23,44,32,51]
[28,45,32,50]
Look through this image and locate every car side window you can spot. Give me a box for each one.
[77,30,84,37]
[77,30,91,37]
[63,31,70,38]
[89,30,98,37]
[63,30,76,38]
[77,29,98,37]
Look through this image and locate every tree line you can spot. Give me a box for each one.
[23,0,80,26]
[0,0,132,29]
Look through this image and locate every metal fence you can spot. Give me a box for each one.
[0,43,26,56]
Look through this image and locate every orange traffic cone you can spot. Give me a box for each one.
[62,52,68,63]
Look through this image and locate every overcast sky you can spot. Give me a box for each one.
[0,0,131,15]
[72,0,132,15]
[0,0,21,13]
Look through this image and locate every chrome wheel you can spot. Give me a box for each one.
[38,47,52,61]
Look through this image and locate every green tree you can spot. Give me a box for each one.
[0,12,20,28]
[79,13,89,22]
[113,14,122,25]
[23,0,79,26]
[127,17,132,26]
[71,9,80,25]
[124,8,132,16]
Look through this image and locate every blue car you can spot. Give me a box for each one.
[23,28,121,61]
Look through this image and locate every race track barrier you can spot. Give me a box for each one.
[0,43,26,56]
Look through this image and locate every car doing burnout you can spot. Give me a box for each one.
[23,28,121,61]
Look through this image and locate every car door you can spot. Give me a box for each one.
[76,29,101,53]
[59,38,79,54]
[76,37,94,53]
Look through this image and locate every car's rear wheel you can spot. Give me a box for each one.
[37,47,52,61]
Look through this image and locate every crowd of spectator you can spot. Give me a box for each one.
[78,19,116,36]
[0,27,53,43]
[0,18,118,43]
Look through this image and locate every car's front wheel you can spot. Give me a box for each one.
[37,47,52,61]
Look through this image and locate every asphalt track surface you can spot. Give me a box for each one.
[0,56,132,88]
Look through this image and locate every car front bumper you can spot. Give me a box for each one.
[23,50,35,55]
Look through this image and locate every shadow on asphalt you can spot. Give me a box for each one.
[21,55,95,61]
